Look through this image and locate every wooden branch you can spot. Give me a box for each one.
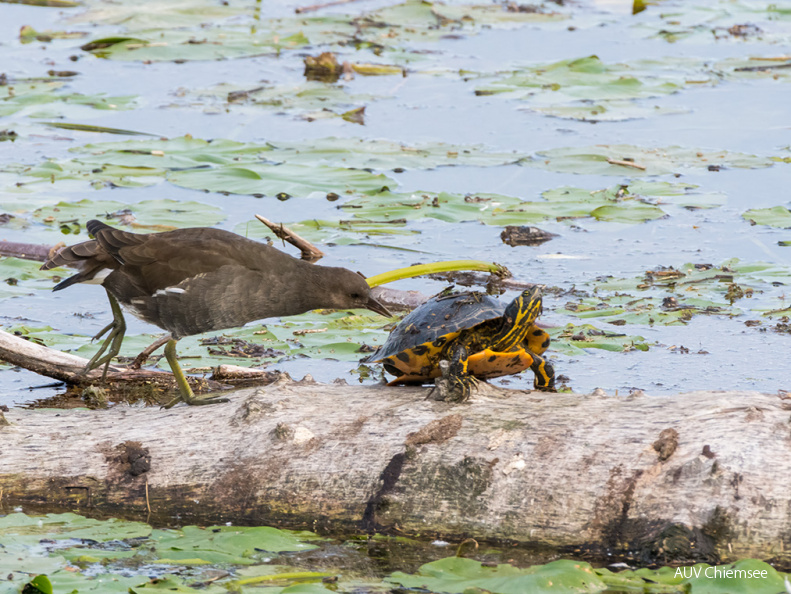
[255,214,325,262]
[0,328,122,383]
[0,329,271,396]
[0,241,56,262]
[1,380,789,566]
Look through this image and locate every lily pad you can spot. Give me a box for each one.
[74,0,566,63]
[167,163,394,197]
[386,557,606,593]
[81,30,312,62]
[263,137,525,169]
[0,512,151,543]
[523,144,773,175]
[476,55,709,121]
[588,259,791,323]
[634,1,791,45]
[29,198,225,231]
[551,323,650,354]
[0,78,135,117]
[529,101,688,122]
[7,137,398,197]
[339,181,720,227]
[0,257,58,298]
[150,525,321,565]
[193,82,379,118]
[743,205,791,228]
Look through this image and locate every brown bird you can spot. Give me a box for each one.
[41,219,391,407]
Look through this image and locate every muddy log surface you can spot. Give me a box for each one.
[1,380,790,566]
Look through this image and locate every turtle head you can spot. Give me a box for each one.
[506,286,543,327]
[494,286,543,349]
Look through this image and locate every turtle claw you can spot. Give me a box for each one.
[529,351,556,392]
[430,360,478,402]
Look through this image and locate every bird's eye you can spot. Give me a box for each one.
[350,292,360,299]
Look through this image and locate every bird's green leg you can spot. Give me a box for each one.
[529,350,556,392]
[81,290,126,381]
[431,344,477,403]
[161,338,229,408]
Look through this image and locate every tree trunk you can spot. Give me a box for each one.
[1,379,789,567]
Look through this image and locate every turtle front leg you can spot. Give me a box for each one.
[430,344,477,403]
[81,289,126,381]
[529,350,556,392]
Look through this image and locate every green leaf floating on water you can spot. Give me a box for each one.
[74,0,566,62]
[476,55,708,122]
[583,259,791,323]
[8,143,396,198]
[562,295,738,327]
[743,205,791,228]
[263,137,525,169]
[339,181,720,226]
[386,557,606,593]
[24,198,225,231]
[149,525,321,565]
[0,78,136,117]
[598,559,789,594]
[81,30,312,62]
[524,144,774,175]
[70,136,523,170]
[0,512,151,543]
[550,323,650,354]
[167,163,395,197]
[633,1,791,45]
[0,257,59,299]
[194,82,380,117]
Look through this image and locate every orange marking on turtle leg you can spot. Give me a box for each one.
[467,348,533,379]
[526,326,551,355]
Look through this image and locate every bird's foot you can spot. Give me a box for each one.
[80,293,126,381]
[161,392,230,409]
[161,337,230,408]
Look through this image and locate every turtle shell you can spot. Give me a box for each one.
[371,291,505,362]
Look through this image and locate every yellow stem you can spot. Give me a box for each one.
[366,260,508,288]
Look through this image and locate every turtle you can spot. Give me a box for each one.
[365,286,555,402]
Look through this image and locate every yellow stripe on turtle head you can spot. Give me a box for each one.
[492,287,543,351]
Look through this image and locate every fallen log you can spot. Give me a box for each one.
[1,378,789,567]
[0,328,272,396]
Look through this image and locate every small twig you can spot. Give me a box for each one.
[735,62,791,72]
[131,334,171,369]
[455,537,479,557]
[293,328,327,336]
[145,476,151,517]
[606,158,647,170]
[255,214,325,262]
[295,0,363,14]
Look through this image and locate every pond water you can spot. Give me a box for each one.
[0,0,789,408]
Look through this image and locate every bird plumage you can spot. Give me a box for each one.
[41,219,391,406]
[43,220,387,339]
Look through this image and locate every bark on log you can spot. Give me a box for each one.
[1,379,790,567]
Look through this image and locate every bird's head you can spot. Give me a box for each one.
[323,268,392,318]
